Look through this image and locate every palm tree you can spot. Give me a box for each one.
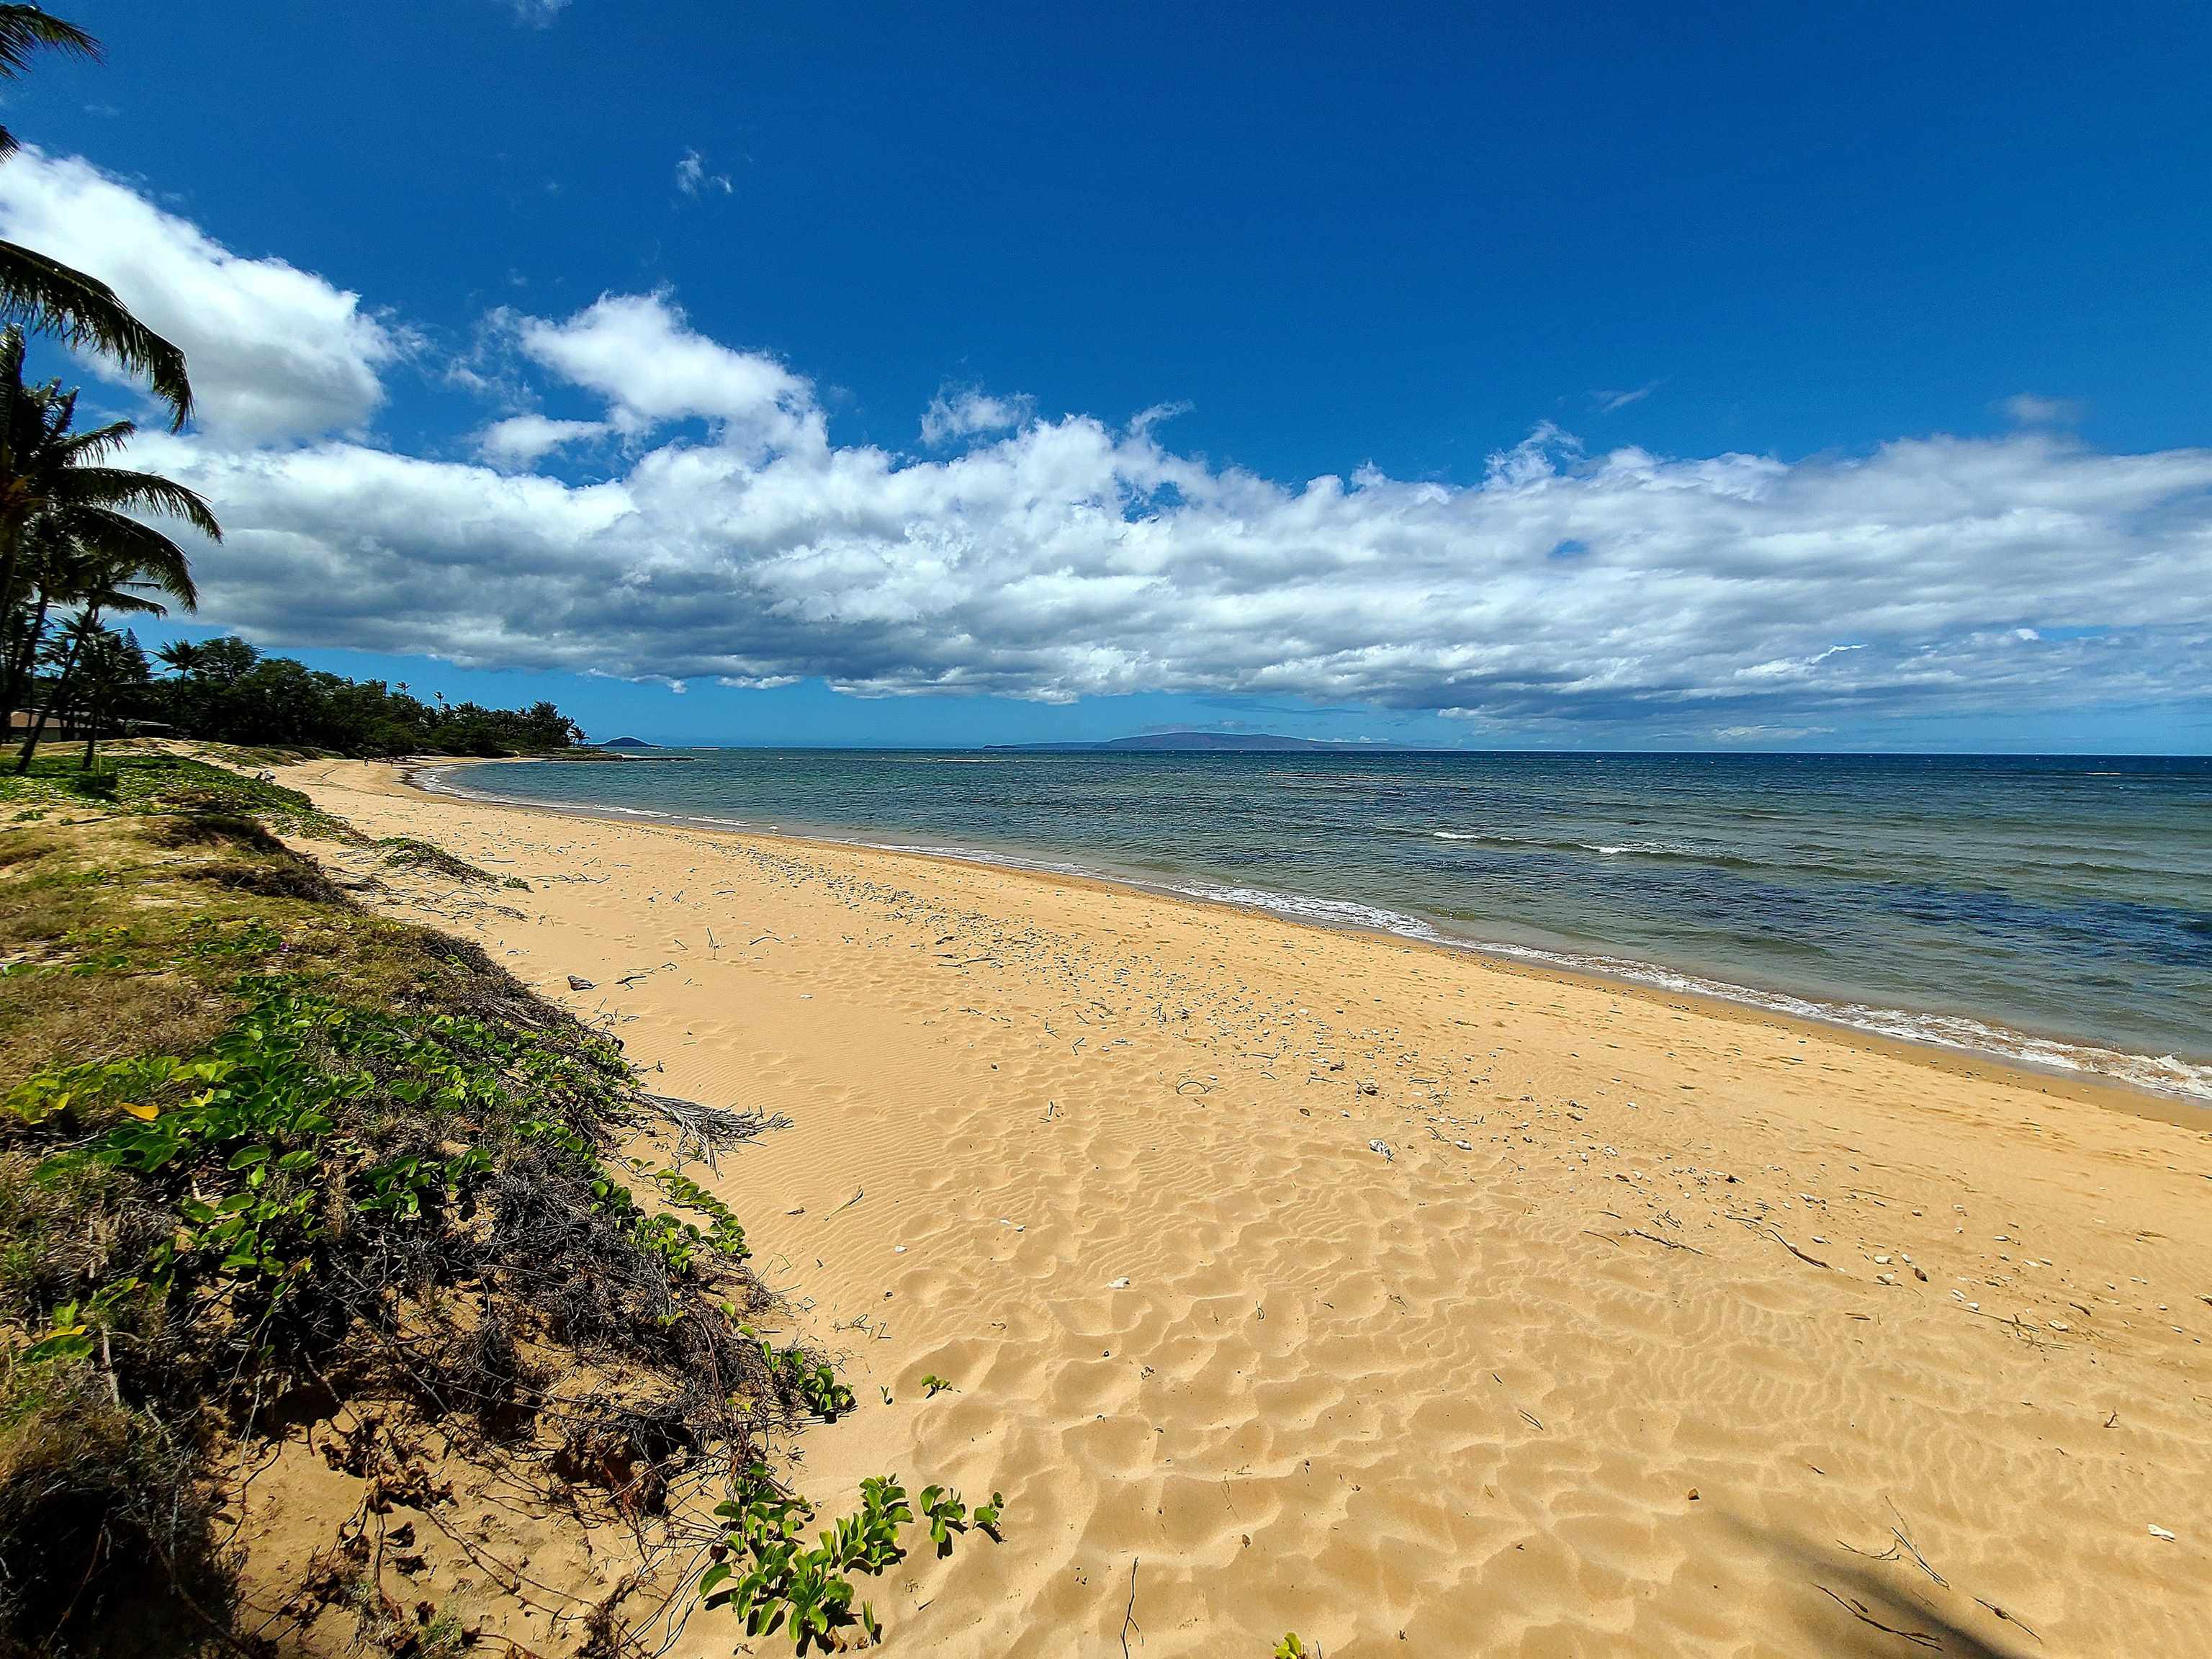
[0,328,217,717]
[68,622,146,769]
[154,638,204,677]
[13,499,197,675]
[0,7,192,429]
[14,539,186,768]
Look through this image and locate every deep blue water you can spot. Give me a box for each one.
[431,751,2212,1100]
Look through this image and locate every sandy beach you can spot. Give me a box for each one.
[277,757,2212,1657]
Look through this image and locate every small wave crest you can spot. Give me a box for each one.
[1170,879,2212,1102]
[1172,882,1444,943]
[1430,828,1703,858]
[1459,944,2212,1101]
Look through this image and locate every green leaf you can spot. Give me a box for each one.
[24,1326,94,1363]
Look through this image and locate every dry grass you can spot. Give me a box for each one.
[374,835,501,884]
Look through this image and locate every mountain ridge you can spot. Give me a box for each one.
[983,730,1423,753]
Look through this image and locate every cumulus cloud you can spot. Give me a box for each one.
[674,148,732,197]
[500,292,822,457]
[473,413,613,468]
[56,163,2212,732]
[0,150,403,442]
[920,386,1035,446]
[146,402,2212,727]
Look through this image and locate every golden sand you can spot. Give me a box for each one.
[279,758,2211,1656]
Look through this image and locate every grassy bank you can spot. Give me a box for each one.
[0,756,991,1656]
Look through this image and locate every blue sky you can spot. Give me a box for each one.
[4,1,2208,748]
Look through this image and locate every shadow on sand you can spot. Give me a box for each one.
[1730,1516,2043,1658]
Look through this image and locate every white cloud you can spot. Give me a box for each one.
[1734,643,1865,682]
[148,400,2212,729]
[1129,400,1191,436]
[473,413,613,468]
[501,292,822,457]
[1593,382,1658,413]
[0,149,403,442]
[56,166,2207,732]
[1713,724,1834,743]
[674,148,732,197]
[920,386,1034,446]
[505,0,572,24]
[2000,392,2085,426]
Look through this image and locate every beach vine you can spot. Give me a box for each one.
[0,758,1000,1652]
[701,1463,1007,1653]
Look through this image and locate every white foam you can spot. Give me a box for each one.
[1452,938,2212,1102]
[1429,829,1692,857]
[1168,879,2212,1102]
[1174,881,1444,943]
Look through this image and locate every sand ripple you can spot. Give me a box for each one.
[285,760,2212,1657]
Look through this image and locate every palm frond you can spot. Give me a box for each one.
[53,558,170,621]
[0,240,192,431]
[0,7,100,160]
[0,7,99,77]
[53,505,197,608]
[50,466,222,540]
[87,585,166,619]
[55,418,136,464]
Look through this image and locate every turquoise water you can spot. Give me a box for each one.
[431,751,2212,1101]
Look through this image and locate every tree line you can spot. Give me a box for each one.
[130,634,581,756]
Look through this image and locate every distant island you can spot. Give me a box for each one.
[985,730,1421,753]
[595,736,661,749]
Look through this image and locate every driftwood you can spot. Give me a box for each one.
[639,1091,793,1170]
[1726,1213,1830,1268]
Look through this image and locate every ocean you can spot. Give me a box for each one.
[427,750,2212,1102]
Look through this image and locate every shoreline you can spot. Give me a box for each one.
[406,755,2209,1125]
[269,754,2212,1655]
